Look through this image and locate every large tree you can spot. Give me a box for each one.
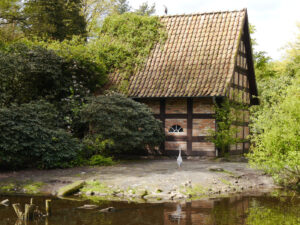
[248,27,300,189]
[0,0,24,42]
[23,0,87,41]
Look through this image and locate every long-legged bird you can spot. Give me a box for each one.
[177,147,182,168]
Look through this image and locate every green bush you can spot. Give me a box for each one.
[0,101,81,169]
[209,99,241,156]
[248,78,300,189]
[89,155,114,166]
[82,134,114,158]
[0,42,106,107]
[80,93,164,155]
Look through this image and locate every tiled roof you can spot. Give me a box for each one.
[112,9,247,98]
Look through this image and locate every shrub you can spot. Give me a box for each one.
[209,99,241,156]
[0,101,80,169]
[80,93,164,155]
[248,77,300,189]
[82,134,114,158]
[0,42,106,107]
[89,155,114,166]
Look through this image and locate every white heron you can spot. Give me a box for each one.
[177,147,182,168]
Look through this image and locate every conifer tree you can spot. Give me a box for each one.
[23,0,86,41]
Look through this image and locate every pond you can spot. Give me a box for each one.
[0,193,299,225]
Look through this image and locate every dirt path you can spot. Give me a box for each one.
[0,159,277,202]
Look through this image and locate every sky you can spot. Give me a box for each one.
[129,0,300,60]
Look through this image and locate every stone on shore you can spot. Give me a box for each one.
[57,180,85,197]
[209,166,224,172]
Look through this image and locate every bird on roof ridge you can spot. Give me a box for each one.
[163,5,168,15]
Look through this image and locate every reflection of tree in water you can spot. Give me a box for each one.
[209,195,300,225]
[246,198,300,225]
[209,196,249,225]
[2,194,300,225]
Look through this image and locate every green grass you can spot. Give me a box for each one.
[23,182,44,194]
[219,178,232,186]
[180,184,208,197]
[89,155,115,166]
[0,181,45,194]
[81,181,114,194]
[0,183,15,193]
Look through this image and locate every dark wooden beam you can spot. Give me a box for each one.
[238,51,247,58]
[164,114,187,119]
[243,14,259,105]
[231,121,249,126]
[187,98,193,154]
[236,66,248,75]
[160,99,166,152]
[163,150,215,157]
[158,113,215,119]
[165,136,211,142]
[192,114,215,119]
[192,136,211,142]
[166,136,187,141]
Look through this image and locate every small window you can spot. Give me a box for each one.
[169,125,183,133]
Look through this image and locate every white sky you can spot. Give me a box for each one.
[129,0,300,60]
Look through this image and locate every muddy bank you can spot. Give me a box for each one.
[0,159,277,202]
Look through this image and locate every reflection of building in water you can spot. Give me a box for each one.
[163,196,250,225]
[164,200,214,225]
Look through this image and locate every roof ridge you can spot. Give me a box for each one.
[160,8,247,18]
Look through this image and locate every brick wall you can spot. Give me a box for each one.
[166,99,187,114]
[192,119,215,136]
[165,141,187,151]
[230,144,237,151]
[193,98,215,113]
[244,110,250,122]
[237,143,243,151]
[140,99,160,114]
[244,142,250,150]
[192,142,215,152]
[237,126,243,139]
[244,126,250,139]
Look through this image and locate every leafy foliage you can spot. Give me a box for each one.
[82,0,117,33]
[80,93,164,155]
[246,198,300,225]
[0,0,23,42]
[89,155,114,166]
[0,42,106,107]
[0,1,166,169]
[0,101,80,169]
[254,51,277,80]
[248,77,300,189]
[113,0,131,14]
[209,100,241,156]
[135,2,156,16]
[248,28,300,189]
[23,0,87,41]
[34,13,165,92]
[99,12,166,91]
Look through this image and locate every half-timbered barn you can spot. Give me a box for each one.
[112,9,258,157]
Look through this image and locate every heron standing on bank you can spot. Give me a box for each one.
[177,147,182,168]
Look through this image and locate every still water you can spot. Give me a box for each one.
[0,194,299,225]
